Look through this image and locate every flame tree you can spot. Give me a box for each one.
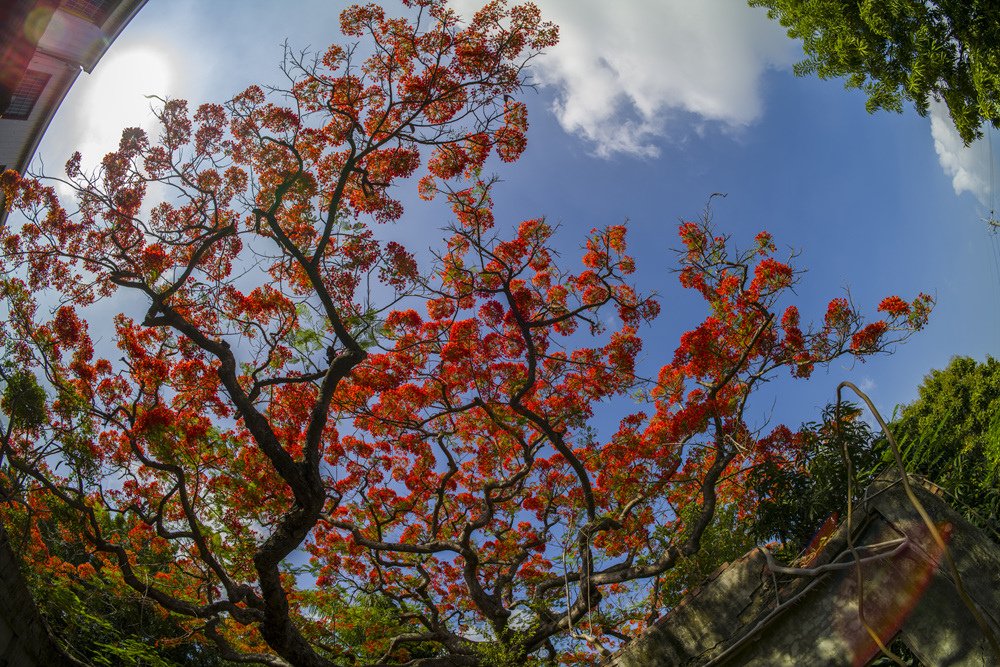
[0,1,930,664]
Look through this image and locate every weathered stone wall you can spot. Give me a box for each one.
[607,476,1000,666]
[0,522,75,667]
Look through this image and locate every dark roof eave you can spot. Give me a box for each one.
[0,62,79,228]
[79,0,149,73]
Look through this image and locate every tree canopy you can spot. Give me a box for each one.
[751,0,1000,144]
[746,356,1000,560]
[0,1,933,664]
[884,355,1000,534]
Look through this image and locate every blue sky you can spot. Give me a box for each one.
[35,0,1000,432]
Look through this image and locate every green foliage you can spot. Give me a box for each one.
[656,504,758,610]
[31,575,232,667]
[1,369,47,430]
[299,589,443,665]
[752,0,1000,144]
[751,402,881,555]
[473,630,533,667]
[878,355,1000,535]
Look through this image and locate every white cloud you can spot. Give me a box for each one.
[521,0,798,157]
[929,100,993,206]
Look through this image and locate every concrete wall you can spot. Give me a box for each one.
[607,476,1000,666]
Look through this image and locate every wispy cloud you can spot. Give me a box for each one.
[929,100,994,207]
[859,377,876,394]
